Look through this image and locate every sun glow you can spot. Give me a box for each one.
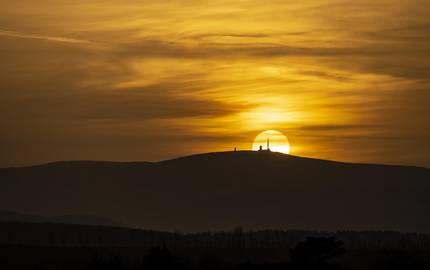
[252,130,291,154]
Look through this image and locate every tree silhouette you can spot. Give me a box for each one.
[86,254,125,270]
[290,236,346,269]
[139,245,188,270]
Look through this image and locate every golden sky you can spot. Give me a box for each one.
[1,0,429,167]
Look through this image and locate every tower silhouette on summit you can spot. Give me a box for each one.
[259,137,271,151]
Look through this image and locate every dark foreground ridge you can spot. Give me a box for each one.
[1,151,430,232]
[2,221,430,270]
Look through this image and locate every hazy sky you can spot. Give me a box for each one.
[1,0,429,167]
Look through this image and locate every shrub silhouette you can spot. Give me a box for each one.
[290,236,346,269]
[86,254,125,270]
[139,245,188,270]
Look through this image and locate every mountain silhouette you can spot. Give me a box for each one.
[0,210,120,227]
[1,151,429,232]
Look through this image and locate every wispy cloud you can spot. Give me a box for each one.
[0,30,95,45]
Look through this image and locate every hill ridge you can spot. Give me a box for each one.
[1,151,430,232]
[2,151,428,171]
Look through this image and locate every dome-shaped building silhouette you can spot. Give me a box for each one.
[258,138,271,151]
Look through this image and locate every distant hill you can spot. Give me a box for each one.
[1,151,429,232]
[0,210,120,227]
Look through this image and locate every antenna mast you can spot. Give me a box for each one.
[267,137,270,150]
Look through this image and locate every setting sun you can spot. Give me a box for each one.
[252,130,290,154]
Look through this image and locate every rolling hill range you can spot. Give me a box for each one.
[1,151,429,232]
[0,210,120,227]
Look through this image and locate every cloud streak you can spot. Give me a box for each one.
[0,30,95,45]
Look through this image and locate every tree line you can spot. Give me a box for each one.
[2,222,430,251]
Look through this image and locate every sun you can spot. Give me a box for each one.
[252,130,291,154]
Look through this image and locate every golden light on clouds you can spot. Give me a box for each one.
[0,0,429,167]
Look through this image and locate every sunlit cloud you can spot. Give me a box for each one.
[0,30,95,45]
[0,0,429,167]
